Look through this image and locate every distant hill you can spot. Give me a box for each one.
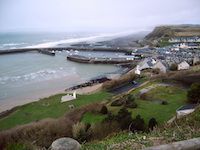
[144,25,200,46]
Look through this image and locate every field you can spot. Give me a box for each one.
[107,83,186,123]
[0,91,111,130]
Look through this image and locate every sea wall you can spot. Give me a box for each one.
[67,55,136,64]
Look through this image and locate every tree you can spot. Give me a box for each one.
[148,118,158,130]
[130,115,145,132]
[169,63,178,71]
[100,105,108,114]
[116,108,133,130]
[187,83,200,104]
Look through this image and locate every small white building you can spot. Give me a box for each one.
[176,104,197,119]
[61,91,77,103]
[152,61,167,73]
[135,65,141,75]
[178,61,190,70]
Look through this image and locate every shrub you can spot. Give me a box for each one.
[102,72,136,90]
[88,121,120,140]
[169,63,178,71]
[148,118,158,130]
[100,105,108,114]
[103,112,115,122]
[152,68,160,74]
[140,93,148,100]
[72,122,90,143]
[125,102,138,108]
[130,115,145,132]
[116,108,133,130]
[111,99,124,106]
[161,100,168,105]
[111,94,137,108]
[187,83,200,104]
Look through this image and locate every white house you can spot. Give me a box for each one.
[137,58,167,73]
[135,65,141,75]
[178,61,190,70]
[61,91,77,103]
[193,56,200,65]
[176,104,197,119]
[152,61,167,73]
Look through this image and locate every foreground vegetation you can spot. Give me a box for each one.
[0,91,111,130]
[82,106,200,149]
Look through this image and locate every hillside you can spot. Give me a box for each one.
[144,25,200,46]
[82,106,200,149]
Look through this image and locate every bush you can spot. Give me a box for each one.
[130,115,145,132]
[111,99,124,106]
[88,121,120,140]
[116,108,133,130]
[169,63,178,71]
[161,100,168,105]
[152,68,160,74]
[100,105,108,114]
[72,122,90,143]
[148,118,158,130]
[103,112,115,122]
[102,72,136,90]
[187,83,200,104]
[111,94,137,108]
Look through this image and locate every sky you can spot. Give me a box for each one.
[0,0,200,33]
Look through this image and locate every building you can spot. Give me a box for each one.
[137,58,167,73]
[135,65,141,75]
[193,56,200,65]
[178,61,190,70]
[61,91,77,103]
[176,104,197,119]
[152,61,167,73]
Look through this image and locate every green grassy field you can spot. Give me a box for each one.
[0,91,111,130]
[81,112,106,124]
[109,84,187,124]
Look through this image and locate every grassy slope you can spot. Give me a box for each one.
[82,84,187,149]
[82,107,200,150]
[109,83,186,124]
[0,91,111,130]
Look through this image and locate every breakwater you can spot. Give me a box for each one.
[67,54,136,64]
[0,47,129,56]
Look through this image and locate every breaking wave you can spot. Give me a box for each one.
[0,68,76,84]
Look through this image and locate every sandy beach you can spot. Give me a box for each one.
[0,82,103,113]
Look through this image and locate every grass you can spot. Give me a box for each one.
[158,38,171,47]
[109,84,187,124]
[0,91,111,130]
[81,112,106,124]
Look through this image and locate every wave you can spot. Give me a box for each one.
[2,43,26,47]
[25,31,135,48]
[0,68,76,84]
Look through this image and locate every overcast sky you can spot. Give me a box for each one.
[0,0,200,33]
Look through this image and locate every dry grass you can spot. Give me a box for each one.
[0,103,103,149]
[102,72,136,90]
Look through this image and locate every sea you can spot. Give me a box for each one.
[0,32,127,112]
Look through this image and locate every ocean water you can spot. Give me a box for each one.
[0,32,125,111]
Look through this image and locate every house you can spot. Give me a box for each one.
[137,58,167,73]
[135,65,141,75]
[152,61,167,73]
[61,91,77,103]
[176,104,197,119]
[137,58,156,70]
[178,61,190,70]
[193,56,200,65]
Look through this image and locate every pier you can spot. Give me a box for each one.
[67,54,137,64]
[0,47,130,56]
